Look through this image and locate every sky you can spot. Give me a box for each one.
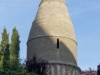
[0,0,100,70]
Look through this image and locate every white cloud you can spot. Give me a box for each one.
[86,1,100,10]
[69,8,93,15]
[0,4,37,8]
[17,25,29,30]
[68,1,100,16]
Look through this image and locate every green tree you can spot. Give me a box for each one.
[10,27,20,72]
[3,44,10,72]
[0,28,9,71]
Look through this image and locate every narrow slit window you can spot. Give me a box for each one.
[57,39,59,49]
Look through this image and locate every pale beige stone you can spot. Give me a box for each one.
[27,0,81,75]
[57,65,60,75]
[51,66,54,75]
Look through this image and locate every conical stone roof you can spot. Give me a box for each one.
[41,0,66,3]
[28,0,76,42]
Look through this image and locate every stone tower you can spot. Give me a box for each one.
[27,0,81,75]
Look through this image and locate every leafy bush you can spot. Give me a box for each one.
[26,54,50,75]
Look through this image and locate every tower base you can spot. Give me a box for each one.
[47,61,81,75]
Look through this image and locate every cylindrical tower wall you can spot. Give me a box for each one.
[27,0,81,75]
[27,36,77,65]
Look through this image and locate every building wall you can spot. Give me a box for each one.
[27,0,81,75]
[47,63,81,75]
[27,36,77,65]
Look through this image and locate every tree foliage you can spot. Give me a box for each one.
[81,68,97,75]
[0,27,49,75]
[10,27,20,72]
[0,28,9,70]
[26,54,50,75]
[3,44,10,71]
